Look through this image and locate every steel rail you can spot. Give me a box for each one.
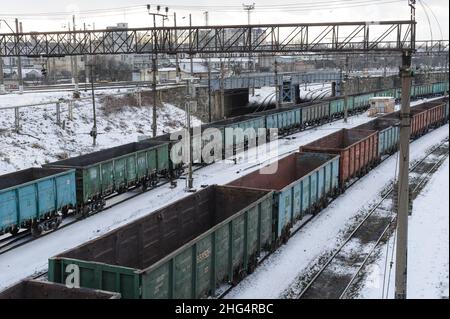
[296,137,449,299]
[338,144,449,299]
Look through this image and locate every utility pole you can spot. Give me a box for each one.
[445,53,449,97]
[84,22,88,92]
[204,11,212,122]
[243,3,256,96]
[152,55,158,137]
[189,14,194,76]
[0,57,5,94]
[174,12,180,83]
[0,19,16,94]
[15,19,24,94]
[147,4,169,137]
[185,78,196,191]
[274,58,280,108]
[220,60,225,118]
[344,55,349,123]
[395,0,415,300]
[72,15,79,96]
[89,61,97,146]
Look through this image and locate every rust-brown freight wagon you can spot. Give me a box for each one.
[299,129,379,190]
[383,107,428,139]
[0,279,120,299]
[414,100,447,129]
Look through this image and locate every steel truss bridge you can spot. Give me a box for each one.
[0,21,422,57]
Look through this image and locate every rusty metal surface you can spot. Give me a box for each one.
[300,129,379,186]
[355,118,399,131]
[300,129,377,151]
[0,280,120,299]
[228,152,337,191]
[56,185,270,270]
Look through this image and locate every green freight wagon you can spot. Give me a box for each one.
[355,118,400,156]
[229,152,339,243]
[48,185,273,299]
[329,97,345,118]
[301,101,330,127]
[154,125,225,167]
[0,279,120,299]
[353,92,374,111]
[212,115,266,156]
[43,140,170,214]
[0,168,76,237]
[253,107,301,135]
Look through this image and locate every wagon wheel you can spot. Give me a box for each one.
[141,182,148,192]
[10,227,19,236]
[61,206,69,217]
[31,224,43,238]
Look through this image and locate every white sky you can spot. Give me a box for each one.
[0,0,448,40]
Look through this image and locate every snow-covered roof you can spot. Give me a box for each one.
[158,67,176,72]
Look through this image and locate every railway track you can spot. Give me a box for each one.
[0,95,444,257]
[288,137,449,299]
[218,135,449,300]
[0,101,373,256]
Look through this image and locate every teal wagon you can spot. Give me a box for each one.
[228,152,340,244]
[0,168,76,237]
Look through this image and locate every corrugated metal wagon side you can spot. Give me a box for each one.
[254,107,301,136]
[300,129,379,190]
[355,118,400,156]
[48,185,273,299]
[228,152,340,245]
[0,279,120,299]
[0,168,76,237]
[43,140,170,214]
[212,115,266,156]
[414,101,447,129]
[301,101,330,127]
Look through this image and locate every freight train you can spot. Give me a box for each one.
[40,96,449,299]
[0,82,448,237]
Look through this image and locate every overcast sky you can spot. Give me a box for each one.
[0,0,448,40]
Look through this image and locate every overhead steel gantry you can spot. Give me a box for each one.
[0,20,417,57]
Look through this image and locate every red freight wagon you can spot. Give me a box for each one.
[383,108,428,139]
[300,129,379,189]
[414,101,447,129]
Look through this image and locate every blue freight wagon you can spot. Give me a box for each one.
[229,152,340,243]
[355,118,400,157]
[0,168,76,237]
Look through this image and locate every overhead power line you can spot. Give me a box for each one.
[0,0,405,18]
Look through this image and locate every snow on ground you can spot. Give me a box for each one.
[0,88,136,108]
[357,157,449,299]
[0,97,443,291]
[225,124,449,299]
[0,91,201,174]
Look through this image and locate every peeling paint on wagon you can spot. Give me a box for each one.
[355,118,400,156]
[0,279,121,299]
[48,185,273,299]
[43,140,170,210]
[0,168,76,235]
[300,129,379,189]
[228,152,340,242]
